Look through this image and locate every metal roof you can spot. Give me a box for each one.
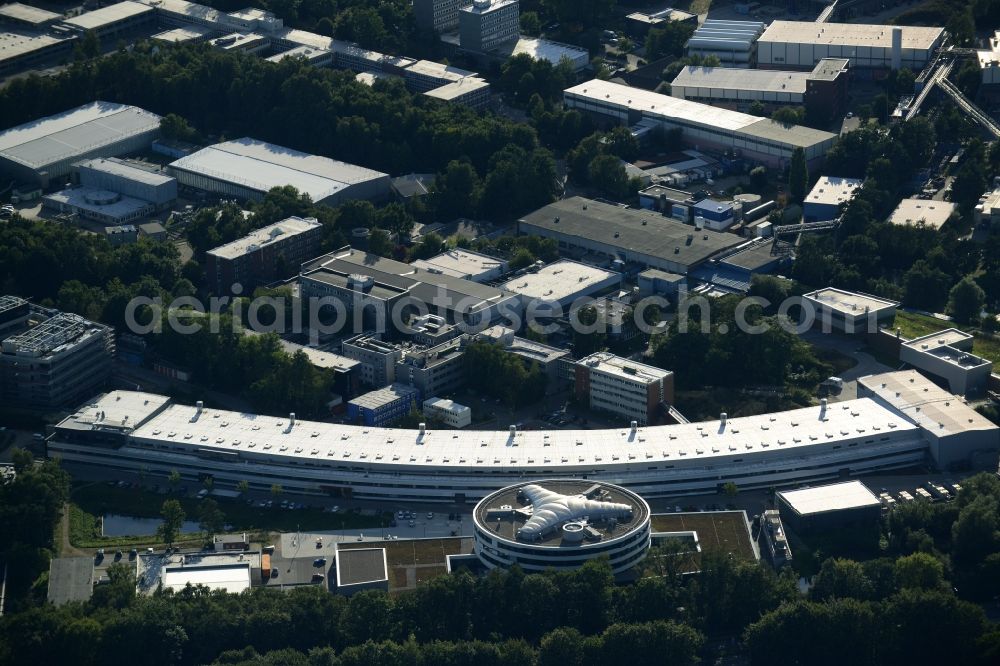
[0,29,72,63]
[0,2,62,25]
[671,65,809,94]
[57,390,921,473]
[0,102,161,170]
[151,25,214,42]
[564,79,836,149]
[63,1,153,30]
[77,157,175,186]
[169,138,388,203]
[43,187,153,220]
[519,197,744,272]
[758,21,945,50]
[777,480,881,516]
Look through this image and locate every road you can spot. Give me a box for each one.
[801,330,895,402]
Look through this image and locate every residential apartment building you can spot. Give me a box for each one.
[574,352,674,426]
[459,0,519,53]
[0,297,115,409]
[205,216,322,294]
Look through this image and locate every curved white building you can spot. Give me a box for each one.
[473,480,651,574]
[47,373,999,503]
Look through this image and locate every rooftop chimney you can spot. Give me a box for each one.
[289,412,296,428]
[720,412,727,425]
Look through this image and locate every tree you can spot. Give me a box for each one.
[157,499,186,547]
[572,305,606,357]
[788,147,808,203]
[951,156,987,213]
[271,484,284,499]
[749,166,768,191]
[237,480,250,494]
[168,470,181,492]
[893,552,945,590]
[947,277,986,324]
[723,482,739,499]
[198,498,226,535]
[520,11,541,36]
[903,260,952,312]
[588,154,629,200]
[771,106,805,125]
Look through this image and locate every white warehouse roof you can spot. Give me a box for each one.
[502,260,620,305]
[671,65,809,95]
[63,1,153,31]
[564,79,836,150]
[0,102,161,170]
[206,215,321,260]
[0,3,62,25]
[777,480,881,517]
[169,138,388,203]
[887,198,956,230]
[758,21,945,50]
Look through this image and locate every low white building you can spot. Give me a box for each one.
[501,260,621,311]
[900,329,992,397]
[411,248,508,282]
[802,176,863,221]
[423,397,472,428]
[887,198,956,230]
[976,188,1000,226]
[802,287,897,334]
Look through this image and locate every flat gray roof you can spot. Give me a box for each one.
[348,383,419,410]
[777,480,881,517]
[77,157,175,186]
[63,1,153,30]
[0,29,72,63]
[151,25,214,42]
[169,138,388,203]
[207,215,320,260]
[47,557,94,605]
[336,547,388,587]
[672,65,809,94]
[0,101,161,170]
[0,3,62,25]
[519,197,744,271]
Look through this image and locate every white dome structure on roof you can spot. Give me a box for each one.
[473,480,651,575]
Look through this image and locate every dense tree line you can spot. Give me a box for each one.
[651,294,829,395]
[0,44,558,221]
[462,341,547,407]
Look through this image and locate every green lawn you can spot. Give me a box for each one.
[69,483,389,548]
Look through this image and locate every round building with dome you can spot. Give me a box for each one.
[473,480,651,575]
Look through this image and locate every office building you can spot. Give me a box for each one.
[670,57,849,122]
[756,22,945,71]
[776,480,882,533]
[169,138,391,206]
[62,1,155,40]
[334,547,389,595]
[575,352,674,426]
[151,25,215,43]
[803,176,863,221]
[0,298,114,409]
[406,313,460,346]
[47,374,998,502]
[300,249,521,334]
[346,383,420,426]
[802,287,897,334]
[519,197,744,275]
[209,31,270,54]
[899,330,992,397]
[564,79,837,168]
[887,198,956,230]
[136,0,223,28]
[422,76,491,109]
[76,157,177,209]
[0,27,74,77]
[414,0,472,33]
[411,248,508,282]
[858,370,1000,469]
[266,45,333,67]
[474,480,651,575]
[104,224,138,246]
[685,19,766,66]
[501,260,621,310]
[220,7,283,32]
[692,199,737,231]
[138,221,168,241]
[0,102,161,188]
[42,188,156,225]
[341,334,402,387]
[396,337,466,397]
[459,0,519,53]
[423,397,472,428]
[205,216,322,294]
